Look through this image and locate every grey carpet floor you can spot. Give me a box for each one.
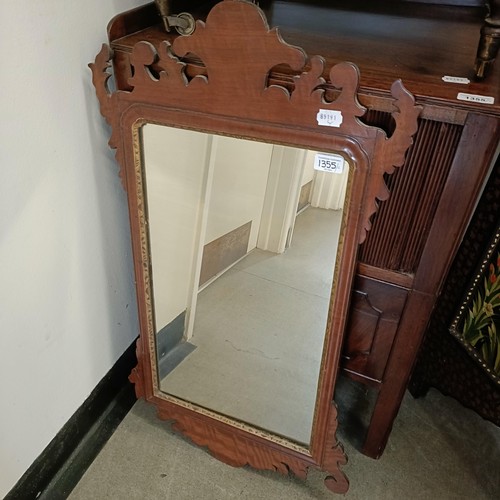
[160,207,341,445]
[70,386,500,499]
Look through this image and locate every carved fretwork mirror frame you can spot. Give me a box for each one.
[90,0,420,493]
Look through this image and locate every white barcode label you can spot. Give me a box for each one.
[442,76,470,84]
[317,109,343,128]
[314,153,344,173]
[457,92,494,105]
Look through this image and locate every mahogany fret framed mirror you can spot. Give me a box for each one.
[90,0,420,493]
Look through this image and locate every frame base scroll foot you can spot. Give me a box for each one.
[324,473,349,494]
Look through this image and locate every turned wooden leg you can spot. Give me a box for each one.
[361,291,434,459]
[475,0,500,79]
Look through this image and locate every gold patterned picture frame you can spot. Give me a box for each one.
[450,225,500,385]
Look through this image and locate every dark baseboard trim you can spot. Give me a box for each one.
[5,339,138,500]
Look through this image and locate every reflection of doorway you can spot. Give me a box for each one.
[161,206,342,444]
[144,124,348,442]
[144,125,348,340]
[193,140,349,340]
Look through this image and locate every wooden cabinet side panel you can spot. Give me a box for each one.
[414,114,500,294]
[360,114,499,458]
[342,275,409,382]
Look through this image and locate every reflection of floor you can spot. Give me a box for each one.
[160,207,342,444]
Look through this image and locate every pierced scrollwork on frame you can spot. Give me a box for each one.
[90,1,421,241]
[90,0,421,494]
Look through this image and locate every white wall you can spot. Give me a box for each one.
[205,136,273,249]
[143,124,209,330]
[0,1,147,496]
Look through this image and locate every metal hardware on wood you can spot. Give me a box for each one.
[154,1,195,35]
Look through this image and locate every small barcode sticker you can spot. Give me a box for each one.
[317,109,343,128]
[442,76,470,84]
[457,92,494,105]
[314,153,345,173]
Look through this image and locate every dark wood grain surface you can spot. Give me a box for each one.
[110,1,500,115]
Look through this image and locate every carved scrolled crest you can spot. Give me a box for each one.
[88,44,128,189]
[128,40,189,94]
[89,44,114,125]
[172,0,306,98]
[89,0,420,243]
[291,54,326,102]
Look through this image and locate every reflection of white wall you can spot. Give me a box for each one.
[143,133,308,341]
[307,151,349,210]
[0,1,146,496]
[144,129,272,331]
[301,150,315,187]
[143,124,209,330]
[205,137,273,250]
[258,146,306,253]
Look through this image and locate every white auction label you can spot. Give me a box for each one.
[457,92,494,105]
[314,153,345,173]
[442,76,470,84]
[317,109,343,128]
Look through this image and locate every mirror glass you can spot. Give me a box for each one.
[141,123,349,445]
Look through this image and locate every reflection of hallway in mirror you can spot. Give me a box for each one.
[160,207,342,445]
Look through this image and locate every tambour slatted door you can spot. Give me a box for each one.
[342,116,464,387]
[342,111,499,458]
[360,117,463,273]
